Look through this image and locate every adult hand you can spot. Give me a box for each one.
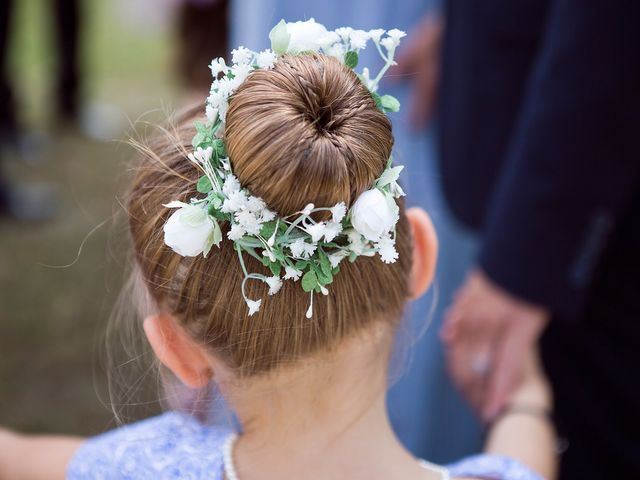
[441,269,550,421]
[390,14,444,129]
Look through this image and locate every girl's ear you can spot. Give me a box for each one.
[143,313,213,389]
[406,207,438,300]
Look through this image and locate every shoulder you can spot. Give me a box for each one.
[447,454,543,480]
[67,411,231,480]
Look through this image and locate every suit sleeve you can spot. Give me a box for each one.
[478,0,640,319]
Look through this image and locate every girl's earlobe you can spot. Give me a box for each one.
[143,314,213,389]
[406,207,438,300]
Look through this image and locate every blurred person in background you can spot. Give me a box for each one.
[176,0,229,93]
[230,0,484,464]
[0,0,81,220]
[394,0,640,478]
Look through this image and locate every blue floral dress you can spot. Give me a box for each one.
[67,412,541,480]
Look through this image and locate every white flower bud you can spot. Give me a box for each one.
[350,189,399,242]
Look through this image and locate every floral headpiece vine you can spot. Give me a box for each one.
[163,19,407,318]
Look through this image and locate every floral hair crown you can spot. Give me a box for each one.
[163,19,407,318]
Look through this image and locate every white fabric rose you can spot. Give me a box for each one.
[163,205,216,257]
[350,189,399,242]
[286,19,328,53]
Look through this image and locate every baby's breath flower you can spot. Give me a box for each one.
[256,49,278,69]
[231,46,253,65]
[235,209,262,235]
[349,30,369,50]
[328,250,348,268]
[377,235,398,264]
[323,222,342,242]
[335,27,353,41]
[205,105,218,124]
[227,223,246,241]
[368,29,385,43]
[209,58,227,77]
[222,175,241,195]
[246,196,266,213]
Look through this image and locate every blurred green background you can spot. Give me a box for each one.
[0,0,181,434]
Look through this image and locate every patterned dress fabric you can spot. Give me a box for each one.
[67,412,542,480]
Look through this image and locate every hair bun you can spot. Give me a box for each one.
[224,54,393,217]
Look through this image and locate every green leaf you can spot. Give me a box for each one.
[269,19,290,55]
[197,176,212,193]
[207,205,226,221]
[380,94,401,113]
[203,220,222,257]
[195,121,209,134]
[269,261,281,276]
[349,251,358,262]
[301,271,318,292]
[259,221,278,239]
[317,269,333,286]
[376,165,404,188]
[295,260,310,270]
[192,132,207,148]
[344,51,359,69]
[180,205,207,227]
[319,252,332,277]
[371,92,382,108]
[213,139,226,158]
[261,256,271,267]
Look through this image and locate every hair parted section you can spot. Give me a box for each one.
[127,54,412,377]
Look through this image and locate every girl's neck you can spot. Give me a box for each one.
[216,327,440,480]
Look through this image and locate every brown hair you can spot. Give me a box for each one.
[127,54,412,377]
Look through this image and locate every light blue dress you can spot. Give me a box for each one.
[230,0,482,462]
[67,411,542,479]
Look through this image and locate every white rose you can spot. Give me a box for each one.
[163,205,215,257]
[286,19,328,53]
[350,189,399,242]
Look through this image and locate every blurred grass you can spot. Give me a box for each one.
[0,0,181,433]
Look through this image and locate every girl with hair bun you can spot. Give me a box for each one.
[0,21,555,480]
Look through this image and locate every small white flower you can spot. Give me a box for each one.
[330,202,347,223]
[377,235,399,264]
[247,299,262,316]
[227,223,246,241]
[286,18,328,53]
[209,57,227,77]
[347,229,367,255]
[289,238,306,258]
[261,209,276,222]
[205,105,219,124]
[318,31,341,50]
[235,209,262,235]
[232,63,253,84]
[326,43,346,60]
[361,67,376,91]
[207,89,226,109]
[349,30,369,50]
[387,29,407,43]
[256,49,278,69]
[319,285,329,296]
[306,222,326,243]
[302,203,315,216]
[302,242,317,258]
[328,250,348,268]
[246,196,266,213]
[188,146,213,165]
[380,37,395,51]
[351,189,399,242]
[163,205,215,257]
[323,221,342,242]
[222,190,248,213]
[335,27,353,41]
[222,174,241,195]
[284,266,303,281]
[231,46,253,65]
[265,275,283,295]
[368,29,385,43]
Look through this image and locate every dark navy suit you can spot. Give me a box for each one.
[439,0,640,477]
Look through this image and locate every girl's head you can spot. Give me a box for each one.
[126,53,437,390]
